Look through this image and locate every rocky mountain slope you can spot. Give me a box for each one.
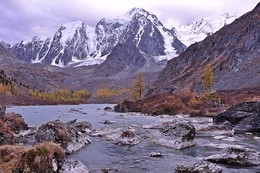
[9,8,185,69]
[174,13,239,46]
[151,3,260,94]
[0,44,66,91]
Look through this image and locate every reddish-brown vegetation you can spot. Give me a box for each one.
[0,142,65,173]
[115,87,260,116]
[216,87,260,106]
[117,93,188,115]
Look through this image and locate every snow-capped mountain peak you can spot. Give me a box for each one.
[9,9,239,69]
[123,7,149,19]
[59,21,85,44]
[175,13,239,46]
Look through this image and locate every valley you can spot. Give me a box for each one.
[0,2,259,173]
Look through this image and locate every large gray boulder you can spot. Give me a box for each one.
[153,123,196,149]
[213,101,260,133]
[206,146,260,166]
[35,119,92,154]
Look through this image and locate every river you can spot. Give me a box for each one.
[7,104,260,173]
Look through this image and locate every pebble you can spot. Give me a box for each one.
[214,135,227,140]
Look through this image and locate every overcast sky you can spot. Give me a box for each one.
[0,0,258,44]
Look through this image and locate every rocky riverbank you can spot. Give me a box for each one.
[1,102,260,172]
[0,105,92,172]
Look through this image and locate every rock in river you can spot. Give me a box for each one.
[153,123,196,149]
[175,161,222,173]
[206,146,260,166]
[213,101,260,133]
[107,130,141,146]
[35,119,92,154]
[61,158,90,173]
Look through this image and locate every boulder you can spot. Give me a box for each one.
[153,123,196,149]
[35,119,92,154]
[213,101,260,133]
[175,161,222,173]
[104,107,113,111]
[197,123,234,137]
[114,100,132,113]
[61,159,90,173]
[107,130,141,146]
[92,128,140,145]
[206,146,260,166]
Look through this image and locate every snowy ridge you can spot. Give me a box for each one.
[175,13,239,46]
[10,9,239,68]
[60,21,85,44]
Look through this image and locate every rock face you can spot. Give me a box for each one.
[152,3,260,93]
[153,123,196,149]
[175,161,222,173]
[35,119,92,154]
[213,101,260,133]
[206,146,260,166]
[0,142,65,173]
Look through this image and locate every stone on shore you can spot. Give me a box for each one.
[213,101,260,133]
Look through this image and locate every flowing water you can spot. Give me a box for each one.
[7,104,260,173]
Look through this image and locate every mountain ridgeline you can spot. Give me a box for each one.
[9,8,185,71]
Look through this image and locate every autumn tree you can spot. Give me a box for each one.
[131,72,144,100]
[203,64,214,92]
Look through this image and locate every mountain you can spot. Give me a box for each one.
[9,8,185,68]
[96,8,186,77]
[151,3,260,94]
[0,43,67,91]
[174,13,239,46]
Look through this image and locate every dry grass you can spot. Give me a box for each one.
[217,87,260,106]
[128,93,188,115]
[4,112,28,133]
[0,142,65,173]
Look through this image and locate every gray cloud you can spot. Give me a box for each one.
[0,0,258,44]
